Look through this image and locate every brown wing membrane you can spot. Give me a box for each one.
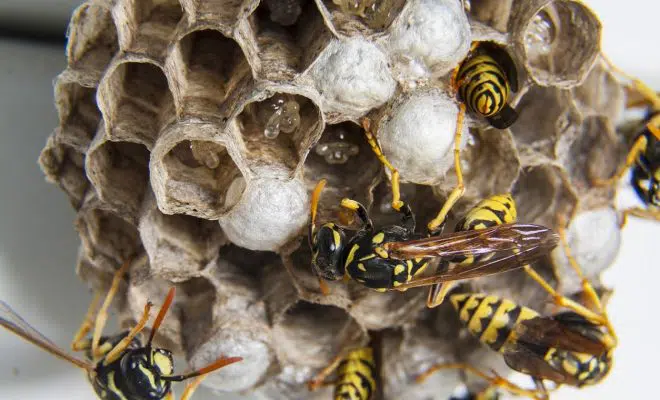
[503,344,581,386]
[385,224,558,290]
[0,301,93,371]
[514,316,608,356]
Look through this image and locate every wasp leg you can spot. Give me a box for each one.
[427,103,467,235]
[308,352,345,392]
[620,207,660,228]
[361,117,404,211]
[104,301,152,365]
[426,280,456,308]
[71,291,102,351]
[340,198,374,231]
[309,180,332,295]
[415,363,546,400]
[180,376,206,400]
[91,257,133,359]
[591,134,647,187]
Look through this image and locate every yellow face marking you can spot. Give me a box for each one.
[357,263,367,272]
[107,371,129,400]
[139,363,158,391]
[371,232,385,244]
[374,247,388,258]
[393,264,406,276]
[153,350,173,375]
[332,230,341,249]
[345,245,360,268]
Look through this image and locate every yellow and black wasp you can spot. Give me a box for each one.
[592,59,660,226]
[307,338,378,400]
[308,178,559,306]
[0,258,242,400]
[415,219,617,399]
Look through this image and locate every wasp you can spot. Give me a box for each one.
[307,340,378,400]
[415,218,617,399]
[308,178,559,306]
[0,258,242,400]
[591,62,660,226]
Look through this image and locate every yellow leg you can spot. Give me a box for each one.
[181,375,206,400]
[427,103,467,233]
[71,292,102,351]
[426,282,456,308]
[620,207,660,228]
[92,257,133,359]
[308,352,345,391]
[415,363,546,400]
[308,180,331,296]
[104,301,152,365]
[361,117,403,211]
[592,134,647,187]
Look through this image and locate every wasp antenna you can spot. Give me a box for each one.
[148,287,176,347]
[161,356,243,382]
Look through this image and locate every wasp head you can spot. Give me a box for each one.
[310,222,347,281]
[120,347,173,400]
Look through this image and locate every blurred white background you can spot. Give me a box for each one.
[0,1,658,399]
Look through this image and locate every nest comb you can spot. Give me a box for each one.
[39,0,629,398]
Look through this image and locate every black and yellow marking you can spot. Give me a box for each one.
[334,347,378,400]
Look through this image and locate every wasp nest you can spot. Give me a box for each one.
[40,0,629,398]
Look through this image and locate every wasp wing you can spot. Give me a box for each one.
[514,316,609,356]
[385,224,558,289]
[0,300,93,371]
[502,344,581,386]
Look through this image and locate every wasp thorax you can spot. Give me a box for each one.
[312,223,347,281]
[120,348,173,400]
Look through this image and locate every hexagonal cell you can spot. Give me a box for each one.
[167,29,252,120]
[39,137,90,209]
[509,0,601,87]
[369,181,445,229]
[303,121,381,224]
[151,122,246,220]
[348,287,426,330]
[561,116,622,202]
[512,164,577,227]
[315,0,407,37]
[65,3,119,86]
[139,192,225,282]
[218,243,280,277]
[97,61,174,148]
[248,0,333,79]
[236,89,323,175]
[510,85,581,158]
[180,0,257,26]
[468,0,514,32]
[571,58,626,120]
[54,78,102,152]
[272,301,366,368]
[86,132,151,223]
[253,364,332,400]
[75,198,142,274]
[113,0,184,60]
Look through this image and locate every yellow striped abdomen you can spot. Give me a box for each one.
[449,293,539,353]
[456,194,517,232]
[335,347,377,400]
[457,54,510,118]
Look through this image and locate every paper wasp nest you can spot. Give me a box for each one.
[39,0,627,398]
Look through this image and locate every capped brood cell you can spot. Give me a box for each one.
[97,60,174,148]
[248,0,333,79]
[64,3,119,86]
[150,122,246,220]
[167,28,252,120]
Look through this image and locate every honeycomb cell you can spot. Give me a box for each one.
[348,287,426,330]
[168,29,252,119]
[309,38,396,120]
[248,0,333,79]
[315,0,407,37]
[86,130,151,223]
[64,3,119,86]
[509,0,601,87]
[236,89,323,175]
[571,58,625,120]
[271,301,366,368]
[114,0,184,60]
[510,85,581,158]
[180,0,257,26]
[150,122,246,220]
[98,61,173,148]
[139,192,225,282]
[54,77,102,152]
[39,137,90,209]
[468,0,514,32]
[512,164,577,227]
[253,364,332,400]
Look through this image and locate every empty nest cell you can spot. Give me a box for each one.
[115,0,184,60]
[65,3,119,86]
[169,29,252,119]
[86,137,151,223]
[54,79,102,152]
[39,139,90,209]
[180,0,257,26]
[249,0,333,79]
[316,0,407,37]
[98,61,174,148]
[237,91,322,174]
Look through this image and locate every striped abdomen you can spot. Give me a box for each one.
[544,347,612,387]
[450,293,539,353]
[457,54,510,118]
[335,347,377,400]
